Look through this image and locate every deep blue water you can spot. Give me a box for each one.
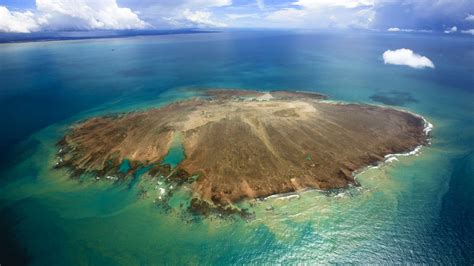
[0,31,473,264]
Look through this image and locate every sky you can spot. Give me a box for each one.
[0,0,473,35]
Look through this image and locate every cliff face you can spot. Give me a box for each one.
[57,90,428,208]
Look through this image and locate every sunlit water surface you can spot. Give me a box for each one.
[0,31,473,264]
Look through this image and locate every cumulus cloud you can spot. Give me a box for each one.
[123,0,230,28]
[383,49,434,69]
[0,0,148,33]
[39,0,148,30]
[387,27,416,32]
[263,0,375,29]
[0,6,44,33]
[387,27,434,33]
[461,29,474,35]
[1,0,473,32]
[444,26,457,34]
[261,0,473,30]
[266,8,307,25]
[166,9,226,27]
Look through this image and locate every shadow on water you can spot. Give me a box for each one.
[0,138,41,183]
[0,203,31,266]
[369,90,418,106]
[438,151,474,263]
[118,68,156,77]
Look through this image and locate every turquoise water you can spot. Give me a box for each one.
[162,133,186,169]
[118,160,131,174]
[0,31,473,264]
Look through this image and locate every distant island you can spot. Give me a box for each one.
[56,89,429,216]
[0,29,217,44]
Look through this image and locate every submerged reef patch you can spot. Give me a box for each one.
[370,90,419,106]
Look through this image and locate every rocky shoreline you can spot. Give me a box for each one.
[55,89,430,217]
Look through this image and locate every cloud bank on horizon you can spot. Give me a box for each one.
[0,0,473,34]
[383,49,434,69]
[0,0,148,33]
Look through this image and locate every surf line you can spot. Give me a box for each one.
[260,111,433,202]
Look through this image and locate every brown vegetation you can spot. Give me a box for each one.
[57,89,428,209]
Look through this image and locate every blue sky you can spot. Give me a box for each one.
[0,0,473,34]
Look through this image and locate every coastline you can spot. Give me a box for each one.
[261,105,433,203]
[55,89,431,213]
[0,29,472,265]
[0,30,219,45]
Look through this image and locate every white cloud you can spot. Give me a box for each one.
[135,0,230,28]
[0,0,148,33]
[461,29,474,35]
[294,0,374,9]
[226,13,259,20]
[387,27,434,33]
[39,0,149,30]
[186,0,231,8]
[2,0,471,32]
[383,49,434,69]
[387,27,415,32]
[355,8,374,24]
[444,26,457,34]
[167,9,226,27]
[0,6,43,33]
[264,0,375,29]
[133,0,231,10]
[266,8,307,26]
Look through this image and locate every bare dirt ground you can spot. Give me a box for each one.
[58,89,427,207]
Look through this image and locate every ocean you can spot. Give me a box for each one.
[0,31,473,264]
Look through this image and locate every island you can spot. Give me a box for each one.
[55,89,429,216]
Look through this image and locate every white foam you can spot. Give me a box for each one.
[159,187,166,195]
[384,145,423,160]
[261,101,434,203]
[423,120,433,135]
[385,157,399,163]
[322,99,434,138]
[256,93,274,101]
[106,175,118,181]
[277,194,300,201]
[265,193,300,201]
